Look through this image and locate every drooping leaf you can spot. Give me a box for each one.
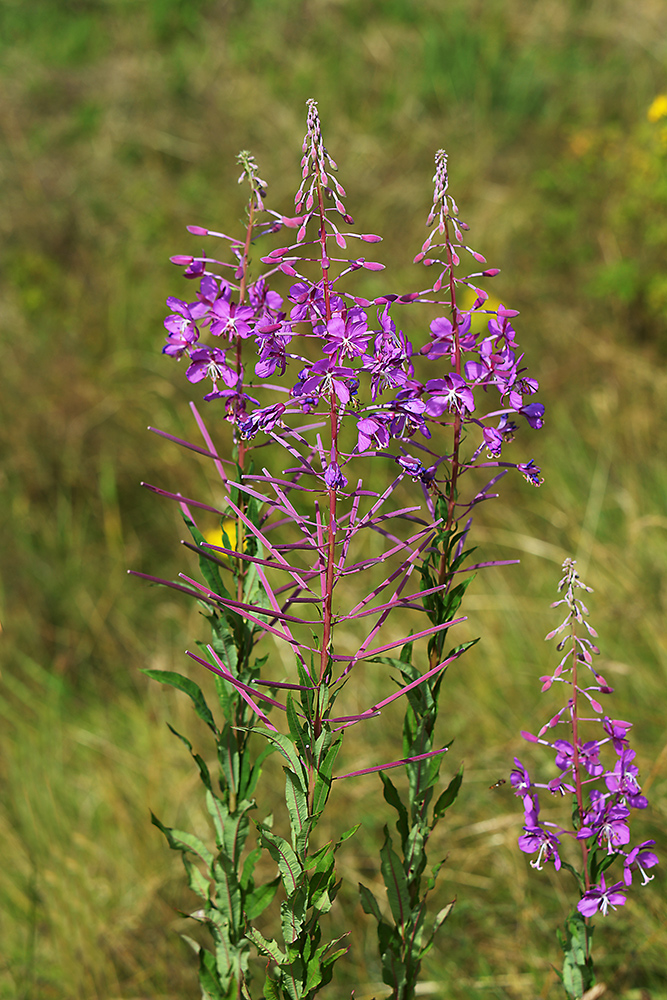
[432,764,464,825]
[359,882,383,923]
[151,812,215,868]
[143,669,217,733]
[379,828,410,932]
[380,772,409,848]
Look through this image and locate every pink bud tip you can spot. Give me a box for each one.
[498,304,520,318]
[472,252,486,263]
[413,253,425,264]
[281,215,304,229]
[361,234,382,242]
[170,255,193,265]
[361,260,385,271]
[521,730,538,742]
[187,225,208,236]
[483,268,501,277]
[280,263,297,276]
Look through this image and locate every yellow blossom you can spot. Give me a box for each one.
[647,94,667,122]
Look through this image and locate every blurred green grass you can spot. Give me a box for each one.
[1,0,667,996]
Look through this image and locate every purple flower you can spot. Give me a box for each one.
[520,402,545,429]
[518,794,562,870]
[249,275,283,315]
[293,357,357,406]
[203,385,257,422]
[577,875,627,917]
[356,414,391,453]
[395,455,434,483]
[185,346,238,388]
[517,460,543,487]
[239,402,286,439]
[163,297,200,357]
[424,374,475,417]
[603,717,632,754]
[623,841,658,886]
[322,309,371,359]
[605,749,648,809]
[510,758,532,796]
[254,322,293,377]
[421,312,476,361]
[388,392,430,442]
[552,739,604,778]
[324,460,348,490]
[210,298,255,340]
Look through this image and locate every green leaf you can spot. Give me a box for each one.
[257,825,303,895]
[284,767,309,852]
[380,827,410,931]
[250,729,308,785]
[197,944,226,1000]
[262,972,282,1000]
[213,854,242,927]
[380,772,409,847]
[244,876,280,921]
[419,900,456,958]
[143,669,217,733]
[432,764,463,825]
[247,927,286,964]
[280,885,307,944]
[286,694,311,762]
[241,741,274,801]
[359,882,383,923]
[183,855,211,900]
[311,737,342,817]
[205,908,234,988]
[151,812,215,868]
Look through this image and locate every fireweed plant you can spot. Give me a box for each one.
[133,100,545,1000]
[513,559,658,998]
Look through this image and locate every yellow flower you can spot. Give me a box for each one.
[204,519,244,566]
[647,95,667,122]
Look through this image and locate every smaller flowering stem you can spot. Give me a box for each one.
[569,614,591,894]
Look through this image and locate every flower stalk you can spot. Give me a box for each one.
[513,559,657,998]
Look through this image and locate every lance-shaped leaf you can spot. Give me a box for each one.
[418,900,456,959]
[213,853,242,928]
[311,736,342,817]
[257,825,303,896]
[380,827,410,934]
[432,764,464,826]
[284,767,310,854]
[280,885,308,944]
[142,669,218,733]
[247,926,286,965]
